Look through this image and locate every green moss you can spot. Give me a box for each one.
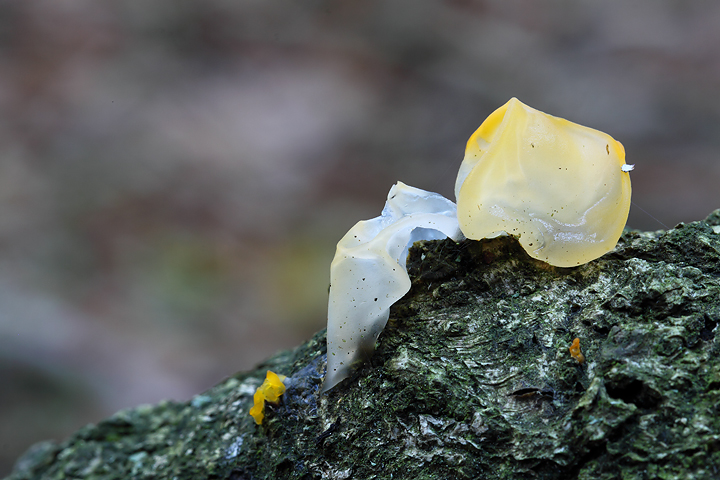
[7,209,720,480]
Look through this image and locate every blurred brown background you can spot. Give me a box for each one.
[1,0,720,474]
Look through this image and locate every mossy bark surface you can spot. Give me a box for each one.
[7,210,720,480]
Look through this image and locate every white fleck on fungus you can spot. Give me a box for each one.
[321,182,461,392]
[455,97,632,267]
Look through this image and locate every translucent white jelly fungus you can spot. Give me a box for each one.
[455,97,632,267]
[322,182,461,392]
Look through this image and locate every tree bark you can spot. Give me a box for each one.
[7,210,720,480]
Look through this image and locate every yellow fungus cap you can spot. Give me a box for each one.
[249,370,287,425]
[455,97,632,267]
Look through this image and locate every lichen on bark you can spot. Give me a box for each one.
[7,210,720,480]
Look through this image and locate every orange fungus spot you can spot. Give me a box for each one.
[568,337,585,364]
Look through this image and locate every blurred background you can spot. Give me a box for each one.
[2,0,720,474]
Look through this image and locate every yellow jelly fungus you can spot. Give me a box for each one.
[249,370,287,425]
[569,337,585,364]
[455,97,632,267]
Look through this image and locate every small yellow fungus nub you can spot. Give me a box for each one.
[455,97,632,267]
[569,338,585,364]
[249,370,287,425]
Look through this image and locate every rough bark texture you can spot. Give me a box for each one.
[7,210,720,480]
